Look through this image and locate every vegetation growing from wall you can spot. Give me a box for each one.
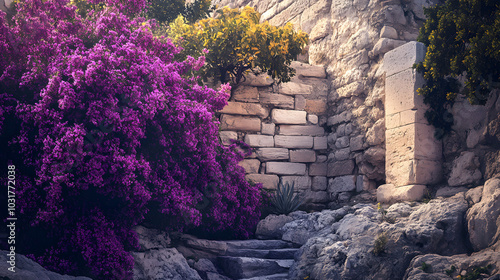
[415,0,500,138]
[167,6,309,85]
[0,0,262,279]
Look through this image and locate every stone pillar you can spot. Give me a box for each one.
[379,42,442,202]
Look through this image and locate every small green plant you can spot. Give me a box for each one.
[445,265,456,276]
[377,203,395,224]
[420,261,432,273]
[270,181,303,215]
[372,232,388,256]
[457,265,492,280]
[422,190,433,203]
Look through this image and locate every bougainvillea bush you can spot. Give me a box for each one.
[0,0,262,278]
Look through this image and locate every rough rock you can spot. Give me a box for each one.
[256,214,294,240]
[448,151,482,187]
[0,251,92,280]
[132,248,202,280]
[134,225,171,252]
[466,177,500,251]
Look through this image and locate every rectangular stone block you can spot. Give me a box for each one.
[272,109,307,124]
[266,162,307,175]
[279,125,325,136]
[279,81,313,95]
[290,149,316,163]
[256,148,289,161]
[295,95,306,110]
[327,160,355,177]
[219,102,269,118]
[244,134,274,147]
[313,136,328,150]
[385,68,426,115]
[261,123,275,135]
[246,174,279,190]
[305,100,327,115]
[290,61,327,78]
[275,135,314,148]
[219,131,238,145]
[312,176,328,191]
[383,41,426,77]
[232,85,259,102]
[328,175,356,194]
[259,92,294,109]
[239,159,261,174]
[377,184,427,203]
[242,72,274,86]
[281,176,312,190]
[302,190,329,203]
[309,163,327,176]
[220,115,261,132]
[386,159,442,186]
[386,123,442,162]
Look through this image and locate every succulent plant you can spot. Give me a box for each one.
[270,180,303,215]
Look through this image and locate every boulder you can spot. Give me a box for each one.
[134,225,171,252]
[466,177,500,251]
[448,151,482,187]
[132,248,202,280]
[256,214,294,239]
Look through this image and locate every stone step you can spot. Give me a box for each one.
[225,248,298,259]
[239,273,290,280]
[218,257,293,279]
[225,239,296,250]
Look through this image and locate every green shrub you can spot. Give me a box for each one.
[270,181,303,215]
[372,232,388,256]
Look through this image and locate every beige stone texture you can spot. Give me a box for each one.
[386,159,442,186]
[272,109,307,124]
[220,115,261,132]
[261,123,276,135]
[279,125,325,136]
[290,149,316,163]
[313,136,328,150]
[255,148,289,161]
[385,69,426,116]
[239,159,261,174]
[281,176,312,190]
[279,82,313,96]
[290,61,327,78]
[386,123,442,163]
[244,134,274,147]
[305,100,327,114]
[241,72,274,86]
[232,86,259,103]
[245,174,279,190]
[259,92,295,109]
[266,162,307,175]
[219,102,269,118]
[383,41,427,77]
[275,135,314,149]
[377,184,427,203]
[219,131,238,145]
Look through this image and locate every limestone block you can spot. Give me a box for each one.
[313,136,328,150]
[267,162,307,175]
[327,160,355,177]
[317,155,327,163]
[242,72,274,86]
[244,135,274,147]
[308,114,318,124]
[279,82,313,95]
[305,100,327,114]
[272,109,307,125]
[312,176,328,191]
[279,125,324,136]
[259,92,295,109]
[290,149,316,163]
[336,82,363,98]
[219,102,269,118]
[219,131,238,145]
[290,61,327,78]
[386,110,427,129]
[448,151,482,187]
[309,163,327,176]
[335,136,350,149]
[386,123,442,162]
[220,115,261,131]
[255,148,289,161]
[371,38,406,57]
[281,176,312,190]
[385,69,426,115]
[295,95,306,110]
[261,123,276,135]
[383,41,426,77]
[366,119,385,146]
[380,26,398,39]
[239,159,261,174]
[246,174,279,190]
[386,159,442,186]
[275,135,314,148]
[327,111,352,126]
[350,135,364,151]
[232,86,259,103]
[328,176,357,194]
[302,190,329,203]
[334,148,350,161]
[377,184,427,203]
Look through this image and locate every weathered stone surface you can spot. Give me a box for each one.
[327,160,355,177]
[366,119,385,146]
[232,85,259,102]
[133,248,202,280]
[356,175,375,192]
[239,159,261,174]
[295,95,306,110]
[485,150,500,180]
[386,159,442,187]
[313,136,328,150]
[261,123,275,135]
[218,257,292,279]
[380,26,398,39]
[302,190,329,204]
[350,135,364,151]
[448,151,482,187]
[312,176,328,191]
[281,176,312,190]
[220,115,261,132]
[279,125,324,136]
[386,123,442,162]
[244,134,274,147]
[307,114,319,124]
[466,177,500,251]
[336,81,363,98]
[328,175,357,194]
[259,92,295,109]
[370,38,406,57]
[383,41,426,77]
[465,186,483,206]
[377,184,427,203]
[219,102,269,118]
[334,148,350,161]
[134,226,171,252]
[279,81,313,95]
[290,61,327,78]
[305,100,327,114]
[255,148,289,161]
[256,215,294,240]
[435,186,468,198]
[246,174,279,190]
[0,251,92,280]
[385,69,426,115]
[267,162,307,175]
[272,109,307,124]
[309,163,327,176]
[327,111,352,126]
[275,135,314,148]
[219,131,238,145]
[335,136,350,149]
[290,149,316,163]
[242,72,274,86]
